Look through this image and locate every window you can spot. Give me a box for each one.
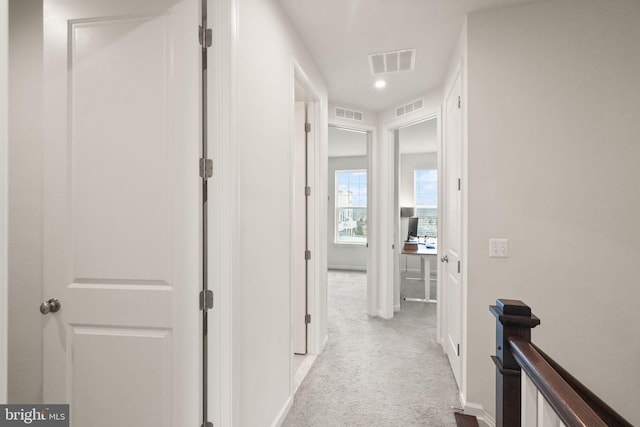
[335,170,367,243]
[415,169,437,238]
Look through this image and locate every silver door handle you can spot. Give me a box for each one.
[440,255,449,263]
[40,298,61,315]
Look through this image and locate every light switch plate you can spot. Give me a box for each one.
[489,238,509,258]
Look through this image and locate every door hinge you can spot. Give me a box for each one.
[305,122,311,133]
[199,25,213,48]
[305,314,311,324]
[305,186,311,197]
[457,96,461,109]
[458,178,461,191]
[457,261,461,274]
[305,250,311,260]
[457,343,460,356]
[200,290,214,310]
[200,158,213,179]
[202,422,213,427]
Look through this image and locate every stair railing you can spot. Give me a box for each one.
[490,299,632,427]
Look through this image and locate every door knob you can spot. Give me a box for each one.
[441,255,449,263]
[40,298,61,315]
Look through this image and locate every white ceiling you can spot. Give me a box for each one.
[279,0,538,112]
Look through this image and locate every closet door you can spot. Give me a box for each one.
[42,0,200,425]
[443,70,463,388]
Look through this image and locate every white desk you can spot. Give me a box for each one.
[401,243,437,303]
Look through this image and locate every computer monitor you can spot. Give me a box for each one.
[407,217,418,241]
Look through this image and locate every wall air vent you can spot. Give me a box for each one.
[335,107,364,122]
[395,98,425,118]
[369,49,416,75]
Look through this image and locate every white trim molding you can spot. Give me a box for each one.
[271,395,293,427]
[379,106,441,321]
[208,0,237,424]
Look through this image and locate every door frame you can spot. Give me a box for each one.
[380,106,442,323]
[291,99,308,356]
[207,0,236,424]
[290,60,325,362]
[0,0,8,403]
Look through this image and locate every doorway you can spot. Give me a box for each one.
[384,111,442,330]
[395,118,439,309]
[327,125,370,309]
[291,72,321,391]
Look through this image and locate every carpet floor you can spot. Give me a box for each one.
[282,270,460,426]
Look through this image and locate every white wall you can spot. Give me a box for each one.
[465,0,640,423]
[7,0,43,404]
[233,0,328,425]
[0,0,8,404]
[328,156,367,271]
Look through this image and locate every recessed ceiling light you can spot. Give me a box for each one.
[374,80,386,89]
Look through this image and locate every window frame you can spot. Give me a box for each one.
[334,169,367,245]
[414,169,437,238]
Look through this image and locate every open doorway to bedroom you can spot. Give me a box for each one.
[389,114,443,347]
[396,118,439,307]
[327,125,370,315]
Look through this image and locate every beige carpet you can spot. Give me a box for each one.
[283,270,459,426]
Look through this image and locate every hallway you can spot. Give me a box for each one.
[283,270,459,426]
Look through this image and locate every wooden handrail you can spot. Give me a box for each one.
[490,299,633,427]
[509,337,607,427]
[531,344,634,427]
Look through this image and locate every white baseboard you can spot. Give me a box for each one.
[271,395,293,427]
[377,309,393,319]
[293,354,317,394]
[462,401,495,427]
[320,334,329,352]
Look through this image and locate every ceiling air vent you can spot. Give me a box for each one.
[369,49,416,75]
[335,107,364,122]
[395,98,425,118]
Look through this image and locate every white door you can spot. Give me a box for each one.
[293,101,307,354]
[42,1,200,426]
[443,72,463,387]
